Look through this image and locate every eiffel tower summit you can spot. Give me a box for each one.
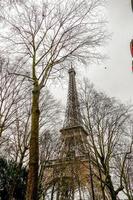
[44,67,111,200]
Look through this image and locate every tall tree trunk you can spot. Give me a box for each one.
[106,175,117,200]
[88,152,95,200]
[26,83,40,200]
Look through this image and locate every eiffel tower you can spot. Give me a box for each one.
[44,67,111,200]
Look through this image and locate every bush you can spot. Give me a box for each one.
[0,157,27,200]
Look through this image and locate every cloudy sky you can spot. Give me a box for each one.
[51,0,133,104]
[87,0,133,103]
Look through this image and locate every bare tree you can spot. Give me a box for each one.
[79,79,132,200]
[1,85,62,199]
[122,153,133,200]
[0,0,107,198]
[0,58,26,138]
[115,136,133,200]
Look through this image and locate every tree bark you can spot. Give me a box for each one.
[26,83,40,200]
[106,175,117,200]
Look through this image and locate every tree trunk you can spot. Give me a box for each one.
[26,83,40,200]
[106,175,117,200]
[88,152,95,200]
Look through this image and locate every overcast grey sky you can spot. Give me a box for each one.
[87,0,133,103]
[51,0,133,104]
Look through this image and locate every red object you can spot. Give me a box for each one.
[130,40,133,57]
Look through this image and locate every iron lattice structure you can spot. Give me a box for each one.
[44,67,111,200]
[63,67,82,128]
